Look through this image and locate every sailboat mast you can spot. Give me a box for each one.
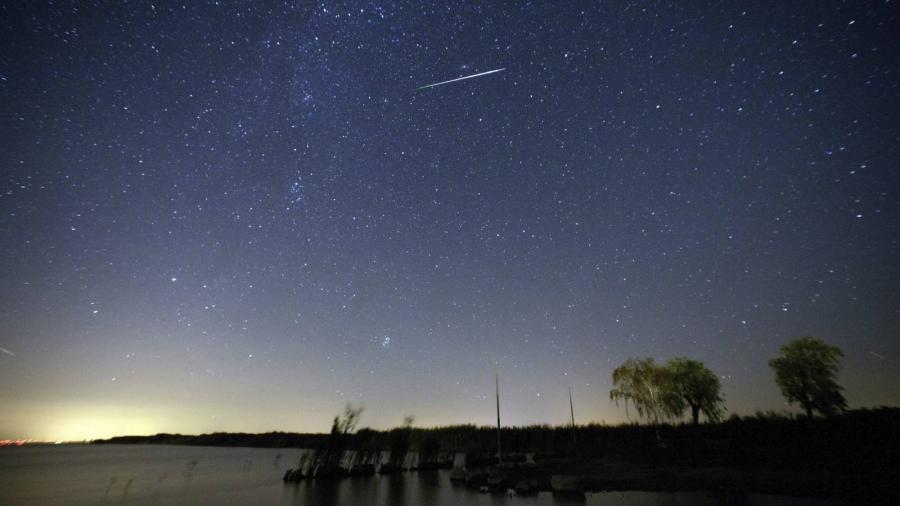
[495,368,502,464]
[569,387,577,448]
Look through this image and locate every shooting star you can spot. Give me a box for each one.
[0,346,15,357]
[417,68,505,90]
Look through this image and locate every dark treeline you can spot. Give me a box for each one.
[96,407,899,474]
[96,431,331,449]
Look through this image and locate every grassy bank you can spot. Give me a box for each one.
[94,408,898,500]
[95,408,896,469]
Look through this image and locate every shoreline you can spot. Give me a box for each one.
[5,443,889,502]
[49,408,900,501]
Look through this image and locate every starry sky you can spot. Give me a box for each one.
[2,1,899,441]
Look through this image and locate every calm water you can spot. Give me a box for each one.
[0,445,834,505]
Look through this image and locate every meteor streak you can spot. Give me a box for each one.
[417,68,505,90]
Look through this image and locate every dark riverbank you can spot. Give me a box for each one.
[94,407,899,502]
[456,456,887,503]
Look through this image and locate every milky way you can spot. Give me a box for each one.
[1,1,898,440]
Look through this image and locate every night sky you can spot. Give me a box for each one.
[2,1,899,442]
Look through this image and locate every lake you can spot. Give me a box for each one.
[0,445,834,505]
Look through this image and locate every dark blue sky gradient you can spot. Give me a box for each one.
[1,1,898,440]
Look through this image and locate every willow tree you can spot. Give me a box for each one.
[609,358,682,440]
[666,357,725,424]
[769,337,847,419]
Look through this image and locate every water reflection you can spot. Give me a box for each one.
[0,445,834,506]
[281,472,760,506]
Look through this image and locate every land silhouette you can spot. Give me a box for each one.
[93,337,897,502]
